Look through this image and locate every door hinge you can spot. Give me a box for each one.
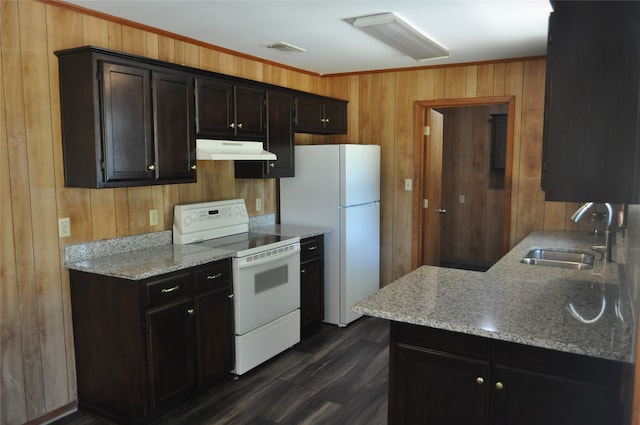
[424,126,430,136]
[423,199,429,209]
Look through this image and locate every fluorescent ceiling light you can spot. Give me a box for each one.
[352,12,449,61]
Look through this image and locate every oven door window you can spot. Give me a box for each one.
[255,265,288,293]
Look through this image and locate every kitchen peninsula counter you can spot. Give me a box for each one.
[353,230,633,363]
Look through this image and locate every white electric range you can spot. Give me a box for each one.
[173,199,300,375]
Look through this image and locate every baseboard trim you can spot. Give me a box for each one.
[25,401,78,425]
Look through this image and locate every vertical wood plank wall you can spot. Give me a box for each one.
[322,60,586,287]
[1,1,588,424]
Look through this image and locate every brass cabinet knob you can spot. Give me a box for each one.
[187,308,195,315]
[191,164,196,170]
[237,123,243,129]
[269,162,275,168]
[229,123,235,128]
[495,382,504,390]
[476,377,484,385]
[228,294,234,299]
[147,164,156,171]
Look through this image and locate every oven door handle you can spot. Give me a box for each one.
[236,245,300,269]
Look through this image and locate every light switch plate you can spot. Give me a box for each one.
[256,198,262,212]
[404,179,413,191]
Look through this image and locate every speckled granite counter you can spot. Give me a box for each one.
[353,230,634,363]
[63,223,328,280]
[64,230,235,280]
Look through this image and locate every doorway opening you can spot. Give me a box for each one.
[411,97,515,272]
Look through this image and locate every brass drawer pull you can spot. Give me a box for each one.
[161,285,180,293]
[307,246,318,251]
[206,273,222,280]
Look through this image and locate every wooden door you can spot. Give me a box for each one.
[194,78,234,138]
[390,343,490,425]
[422,108,444,266]
[294,95,325,133]
[233,85,266,139]
[264,91,294,177]
[195,286,234,387]
[153,70,196,182]
[492,364,612,425]
[101,61,154,183]
[146,298,196,410]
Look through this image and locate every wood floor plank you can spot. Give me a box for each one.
[51,317,389,425]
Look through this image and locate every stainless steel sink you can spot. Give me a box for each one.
[520,248,595,270]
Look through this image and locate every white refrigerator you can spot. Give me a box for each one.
[280,144,380,326]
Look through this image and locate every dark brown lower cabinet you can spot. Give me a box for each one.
[69,259,233,424]
[300,235,324,337]
[146,297,196,410]
[389,322,630,425]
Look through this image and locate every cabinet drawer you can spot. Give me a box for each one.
[195,260,232,291]
[146,272,194,306]
[301,235,324,262]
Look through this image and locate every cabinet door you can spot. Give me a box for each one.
[391,344,489,425]
[295,95,325,133]
[146,298,196,410]
[265,92,294,177]
[195,78,234,138]
[234,91,294,178]
[195,285,234,386]
[541,2,640,203]
[300,256,324,337]
[153,70,196,182]
[492,364,612,425]
[234,85,266,139]
[101,61,154,183]
[322,98,348,134]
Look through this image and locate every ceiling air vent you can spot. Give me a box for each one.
[263,42,306,53]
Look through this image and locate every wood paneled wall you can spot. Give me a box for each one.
[321,59,588,286]
[1,1,591,424]
[0,1,325,423]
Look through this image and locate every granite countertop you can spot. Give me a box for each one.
[64,231,236,280]
[353,229,634,363]
[63,224,328,281]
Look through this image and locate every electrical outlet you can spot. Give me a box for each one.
[256,198,262,212]
[58,217,71,238]
[149,209,159,226]
[404,179,413,191]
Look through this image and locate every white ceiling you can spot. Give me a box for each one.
[63,0,553,75]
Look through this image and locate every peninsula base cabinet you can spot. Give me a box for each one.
[388,322,631,425]
[69,259,233,424]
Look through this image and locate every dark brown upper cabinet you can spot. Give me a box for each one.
[295,94,348,135]
[235,91,295,178]
[541,1,640,203]
[55,46,196,188]
[195,77,266,141]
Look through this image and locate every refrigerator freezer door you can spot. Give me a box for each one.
[340,201,380,325]
[340,144,381,207]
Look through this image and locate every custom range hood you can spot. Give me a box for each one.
[196,139,277,161]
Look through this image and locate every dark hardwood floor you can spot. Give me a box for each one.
[52,317,389,425]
